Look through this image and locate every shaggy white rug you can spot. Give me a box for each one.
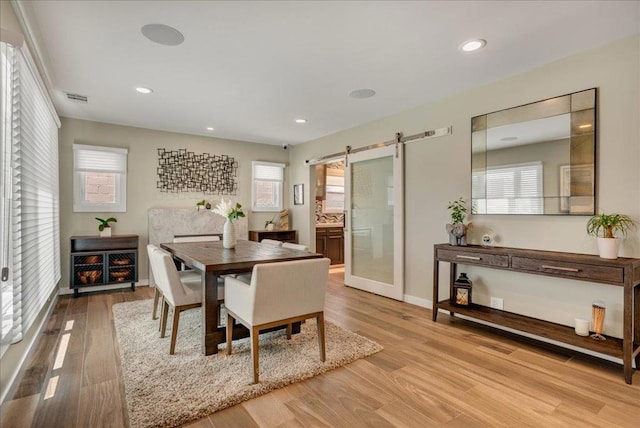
[113,299,383,428]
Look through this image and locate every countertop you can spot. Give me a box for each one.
[315,223,344,228]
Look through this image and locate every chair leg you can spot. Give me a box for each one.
[152,287,160,320]
[169,307,181,355]
[286,323,292,340]
[160,300,169,338]
[158,296,164,332]
[251,326,260,384]
[317,312,326,362]
[226,312,234,355]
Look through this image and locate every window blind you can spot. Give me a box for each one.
[252,161,284,181]
[73,144,127,173]
[472,162,543,214]
[5,43,61,346]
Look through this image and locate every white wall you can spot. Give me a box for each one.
[58,118,289,290]
[289,35,640,338]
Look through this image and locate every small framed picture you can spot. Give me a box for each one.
[293,184,304,205]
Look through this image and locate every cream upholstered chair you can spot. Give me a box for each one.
[148,246,223,354]
[148,244,199,322]
[224,258,330,383]
[260,238,282,246]
[282,242,309,251]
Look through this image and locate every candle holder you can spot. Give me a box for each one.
[591,300,606,341]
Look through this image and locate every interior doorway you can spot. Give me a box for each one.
[313,160,345,269]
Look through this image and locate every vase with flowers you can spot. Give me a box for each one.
[212,199,246,249]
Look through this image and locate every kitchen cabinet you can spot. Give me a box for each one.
[316,226,344,265]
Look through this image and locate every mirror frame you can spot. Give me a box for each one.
[471,88,597,216]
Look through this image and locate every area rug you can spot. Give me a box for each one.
[112,299,383,428]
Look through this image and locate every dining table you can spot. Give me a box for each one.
[160,239,323,355]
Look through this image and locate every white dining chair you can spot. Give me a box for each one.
[224,257,330,383]
[260,238,283,246]
[148,246,224,354]
[282,242,309,251]
[148,244,200,322]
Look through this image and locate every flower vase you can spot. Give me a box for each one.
[223,219,236,249]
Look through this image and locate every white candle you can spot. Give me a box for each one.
[575,318,589,336]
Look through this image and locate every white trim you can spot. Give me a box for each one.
[58,279,150,296]
[403,294,432,308]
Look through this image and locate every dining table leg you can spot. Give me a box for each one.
[202,271,222,355]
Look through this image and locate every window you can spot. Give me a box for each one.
[73,144,128,212]
[323,169,344,213]
[1,40,61,355]
[252,161,285,212]
[472,162,543,214]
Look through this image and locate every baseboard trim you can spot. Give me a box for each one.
[58,279,150,296]
[403,294,432,309]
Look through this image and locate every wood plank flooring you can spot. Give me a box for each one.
[1,271,639,427]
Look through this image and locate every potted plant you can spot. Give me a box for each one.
[446,198,472,246]
[96,217,117,237]
[212,199,245,249]
[586,212,636,259]
[264,214,277,231]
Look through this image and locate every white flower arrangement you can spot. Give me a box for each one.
[211,198,246,221]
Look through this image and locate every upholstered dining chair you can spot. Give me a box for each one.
[224,258,330,383]
[148,246,223,354]
[148,244,199,322]
[282,242,309,251]
[260,238,283,246]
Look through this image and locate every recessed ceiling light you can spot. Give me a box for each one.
[141,23,185,46]
[500,136,518,142]
[459,39,487,53]
[135,87,153,94]
[349,88,376,99]
[206,127,214,131]
[295,118,307,124]
[579,124,592,129]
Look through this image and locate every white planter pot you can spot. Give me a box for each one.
[596,237,620,259]
[100,227,112,237]
[223,219,236,249]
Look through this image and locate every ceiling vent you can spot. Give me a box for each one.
[65,92,89,103]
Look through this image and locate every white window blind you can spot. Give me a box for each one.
[1,41,61,353]
[472,162,543,214]
[73,144,127,212]
[252,161,285,212]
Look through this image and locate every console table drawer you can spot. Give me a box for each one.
[511,257,624,284]
[436,249,509,268]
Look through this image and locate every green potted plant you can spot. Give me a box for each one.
[264,214,277,231]
[446,198,472,246]
[96,217,117,237]
[586,212,636,259]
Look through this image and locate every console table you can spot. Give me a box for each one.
[432,243,640,384]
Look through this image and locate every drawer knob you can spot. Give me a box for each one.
[541,265,580,272]
[456,255,481,261]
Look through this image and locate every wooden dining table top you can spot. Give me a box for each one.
[160,239,323,274]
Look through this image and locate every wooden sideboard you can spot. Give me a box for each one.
[248,229,297,243]
[432,243,640,384]
[70,235,138,297]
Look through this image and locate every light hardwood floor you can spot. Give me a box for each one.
[1,271,639,427]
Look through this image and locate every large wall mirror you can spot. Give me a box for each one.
[471,88,596,215]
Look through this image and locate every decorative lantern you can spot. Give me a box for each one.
[452,273,472,306]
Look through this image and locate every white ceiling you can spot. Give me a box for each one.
[16,0,640,146]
